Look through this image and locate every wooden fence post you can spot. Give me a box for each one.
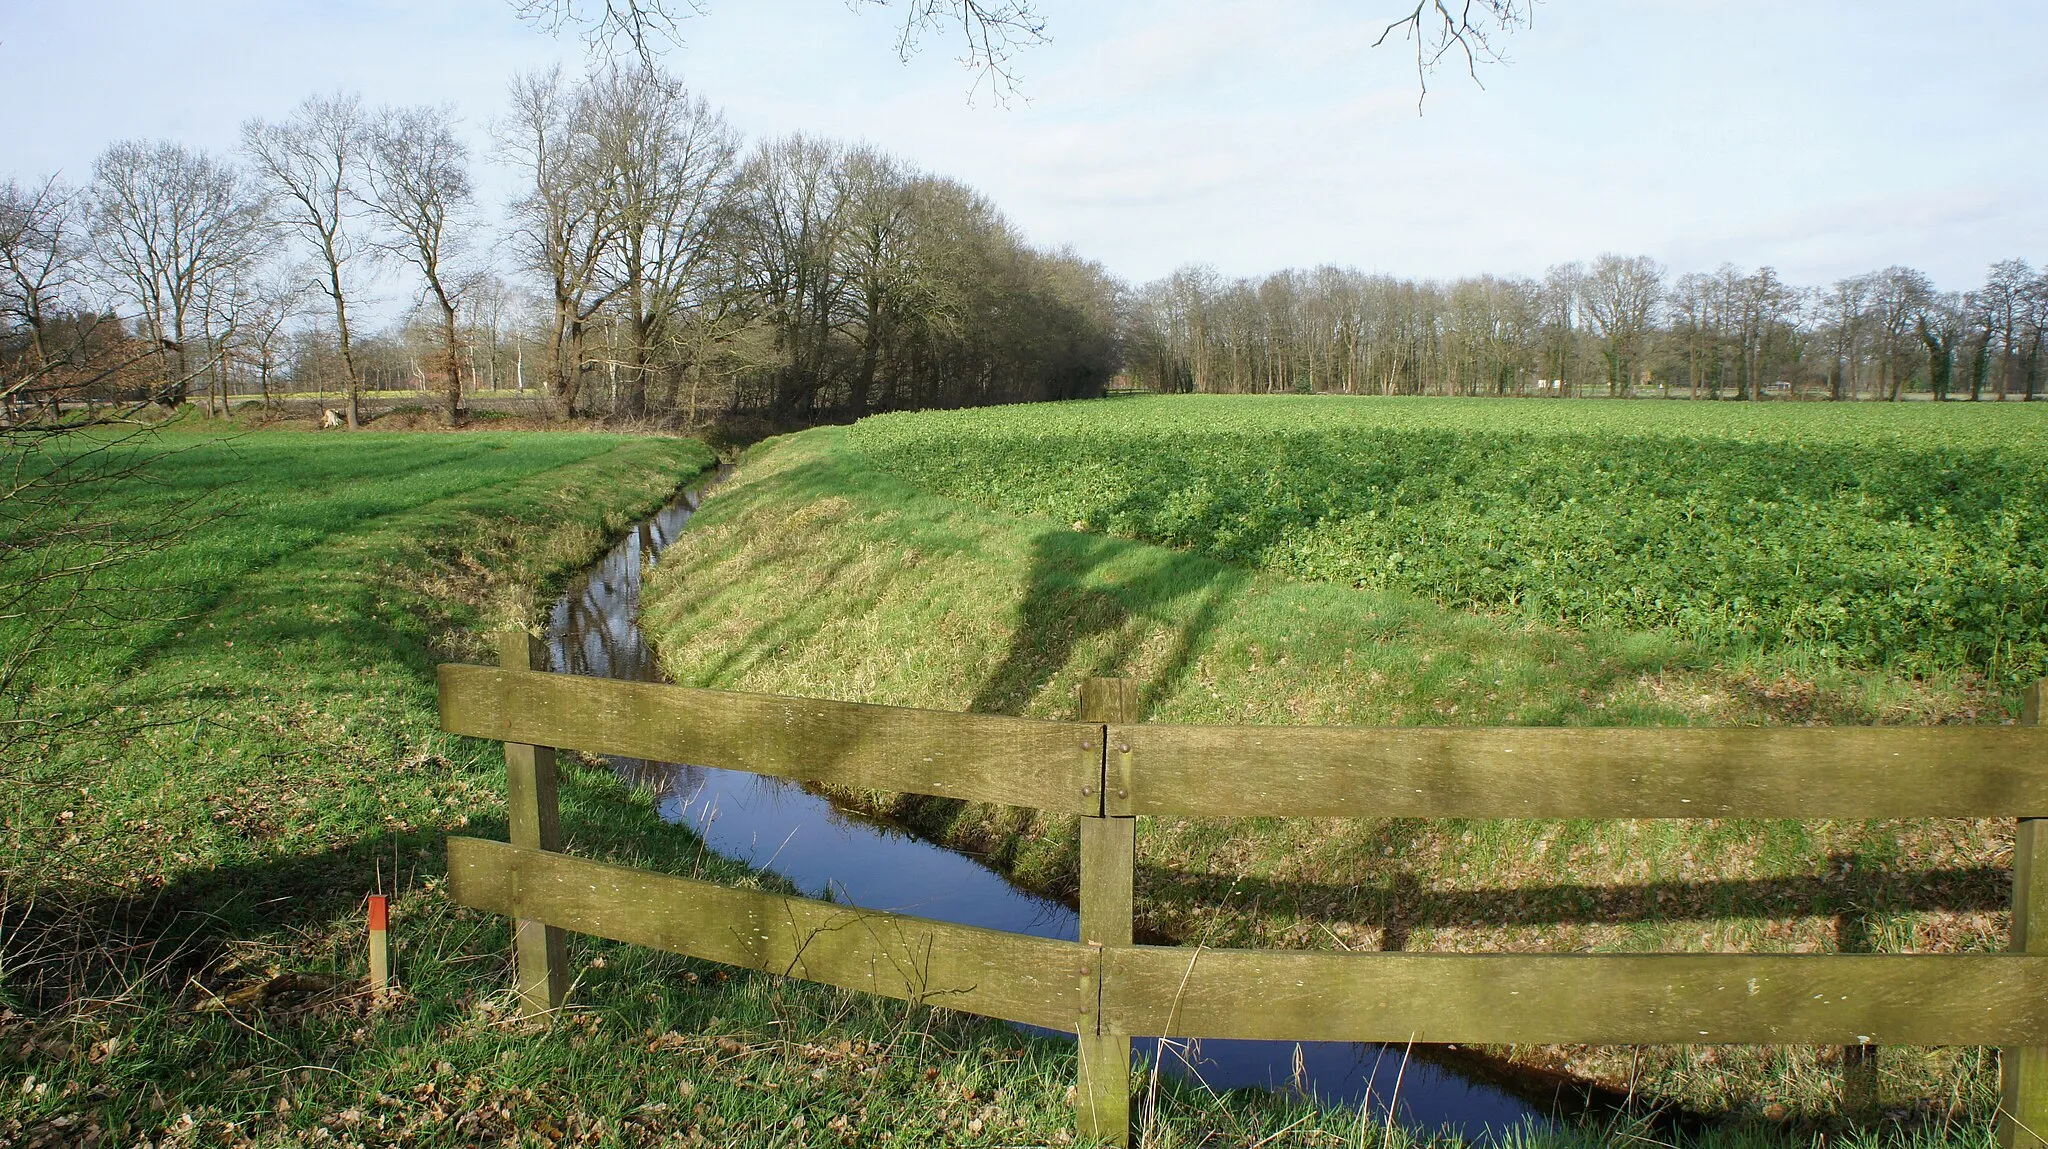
[498,631,569,1017]
[2004,679,2048,1148]
[1078,677,1138,1148]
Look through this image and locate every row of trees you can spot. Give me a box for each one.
[500,67,1116,424]
[12,68,2045,430]
[1,65,1120,431]
[1124,257,2048,401]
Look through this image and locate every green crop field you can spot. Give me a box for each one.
[850,396,2048,691]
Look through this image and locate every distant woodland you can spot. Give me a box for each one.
[1123,258,2047,402]
[5,64,2045,434]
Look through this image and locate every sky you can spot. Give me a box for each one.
[4,0,2044,298]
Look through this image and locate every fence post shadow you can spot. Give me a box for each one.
[1831,851,1879,1121]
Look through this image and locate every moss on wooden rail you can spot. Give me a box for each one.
[447,837,1094,1031]
[439,665,1104,813]
[1105,723,2048,818]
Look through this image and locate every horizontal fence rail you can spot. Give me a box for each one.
[438,653,2048,1148]
[449,837,1093,1032]
[450,839,2048,1048]
[440,664,1103,813]
[1104,723,2048,818]
[1101,947,2048,1046]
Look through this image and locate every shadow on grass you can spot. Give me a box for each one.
[0,761,732,1014]
[1139,854,2004,952]
[968,528,1250,719]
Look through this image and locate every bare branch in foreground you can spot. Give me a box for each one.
[1373,0,1534,110]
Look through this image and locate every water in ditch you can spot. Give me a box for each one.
[545,472,1565,1141]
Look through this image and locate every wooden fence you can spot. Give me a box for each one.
[440,634,2048,1147]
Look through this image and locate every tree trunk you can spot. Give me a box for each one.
[441,297,462,424]
[331,265,362,429]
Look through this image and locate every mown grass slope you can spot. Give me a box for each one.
[2,430,1099,1148]
[641,401,2042,1138]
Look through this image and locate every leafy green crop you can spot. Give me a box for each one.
[849,395,2048,686]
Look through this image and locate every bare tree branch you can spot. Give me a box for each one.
[509,0,708,67]
[854,0,1048,102]
[1373,0,1534,110]
[510,1,1047,101]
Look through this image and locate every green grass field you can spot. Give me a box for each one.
[6,405,2032,1146]
[3,426,1715,1149]
[2,429,1131,1148]
[640,396,2048,1139]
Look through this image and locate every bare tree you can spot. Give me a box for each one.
[2025,269,2048,401]
[0,177,81,377]
[858,0,1048,100]
[729,134,851,418]
[239,273,307,410]
[512,1,1536,105]
[87,142,265,409]
[838,149,939,418]
[1667,271,1723,400]
[1731,266,1796,400]
[243,93,373,428]
[1538,262,1583,395]
[1581,254,1664,397]
[1982,259,2033,401]
[501,67,622,417]
[1917,292,1962,402]
[1819,274,1871,400]
[1867,266,1933,402]
[367,104,477,423]
[582,68,737,419]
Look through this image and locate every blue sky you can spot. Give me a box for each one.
[3,0,2043,293]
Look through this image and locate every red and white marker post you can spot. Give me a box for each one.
[367,894,391,1001]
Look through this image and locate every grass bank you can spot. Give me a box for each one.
[2,429,1101,1148]
[640,411,2027,1140]
[1,427,1726,1149]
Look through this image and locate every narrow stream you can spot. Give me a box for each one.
[546,473,1566,1141]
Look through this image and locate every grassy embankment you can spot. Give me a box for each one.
[1,428,1124,1149]
[2,424,1761,1149]
[639,396,2048,1139]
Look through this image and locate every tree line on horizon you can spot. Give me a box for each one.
[0,65,1120,431]
[1123,256,2048,402]
[9,65,2048,433]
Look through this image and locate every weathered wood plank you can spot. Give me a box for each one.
[1077,678,1138,1148]
[1104,723,2048,818]
[440,664,1101,812]
[1100,947,2048,1046]
[2001,680,2048,1149]
[447,837,1093,1032]
[497,633,568,1016]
